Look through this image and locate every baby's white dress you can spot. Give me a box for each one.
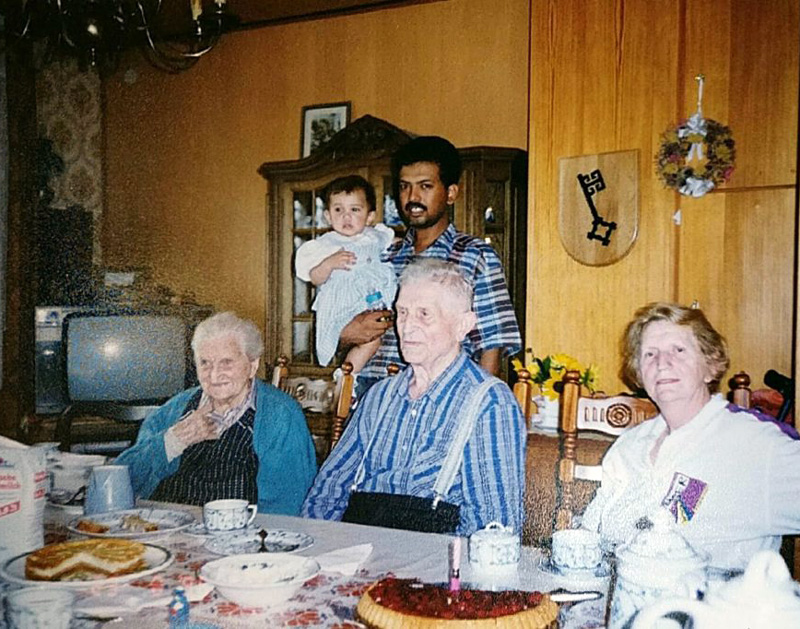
[295,223,397,366]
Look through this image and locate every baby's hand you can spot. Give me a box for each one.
[309,249,356,285]
[324,249,357,271]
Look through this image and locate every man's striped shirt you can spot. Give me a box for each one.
[302,352,526,536]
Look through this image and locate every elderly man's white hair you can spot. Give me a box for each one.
[192,311,264,361]
[399,258,474,311]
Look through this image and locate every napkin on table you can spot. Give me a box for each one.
[73,582,213,616]
[315,543,373,576]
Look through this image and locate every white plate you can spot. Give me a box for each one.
[46,501,84,517]
[205,529,314,556]
[0,543,173,589]
[184,522,260,538]
[539,556,611,580]
[67,508,195,540]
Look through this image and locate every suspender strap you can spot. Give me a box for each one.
[431,376,502,507]
[350,373,503,505]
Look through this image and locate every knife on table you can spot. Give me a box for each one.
[548,588,603,604]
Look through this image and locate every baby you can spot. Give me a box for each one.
[294,175,397,373]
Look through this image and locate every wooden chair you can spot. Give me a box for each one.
[513,367,534,425]
[729,371,752,408]
[555,369,659,530]
[272,355,355,464]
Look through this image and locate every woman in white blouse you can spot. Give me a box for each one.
[581,302,800,570]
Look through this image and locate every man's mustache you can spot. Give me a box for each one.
[404,202,427,213]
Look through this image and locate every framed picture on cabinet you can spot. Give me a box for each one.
[300,102,351,157]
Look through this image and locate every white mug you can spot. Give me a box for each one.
[5,588,74,629]
[203,499,257,532]
[84,465,135,515]
[551,528,602,572]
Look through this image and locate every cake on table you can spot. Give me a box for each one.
[356,577,558,628]
[25,538,147,581]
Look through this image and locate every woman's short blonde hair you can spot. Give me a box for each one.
[191,311,264,361]
[620,302,730,393]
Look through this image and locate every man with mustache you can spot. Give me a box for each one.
[340,135,521,391]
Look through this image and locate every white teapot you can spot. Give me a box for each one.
[632,550,800,629]
[609,511,708,629]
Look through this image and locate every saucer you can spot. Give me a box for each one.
[183,522,259,538]
[204,528,313,555]
[539,556,610,580]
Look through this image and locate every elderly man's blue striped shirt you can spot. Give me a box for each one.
[301,352,526,536]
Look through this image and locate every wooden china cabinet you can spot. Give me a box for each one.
[258,115,528,378]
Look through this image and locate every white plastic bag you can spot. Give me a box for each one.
[0,436,47,564]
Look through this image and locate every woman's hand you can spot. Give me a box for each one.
[171,401,218,447]
[309,249,357,285]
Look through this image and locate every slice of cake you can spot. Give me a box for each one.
[75,519,110,534]
[356,577,558,628]
[121,514,159,532]
[25,538,147,582]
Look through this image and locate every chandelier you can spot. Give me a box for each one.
[3,0,239,73]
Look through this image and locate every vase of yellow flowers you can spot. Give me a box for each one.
[512,351,599,431]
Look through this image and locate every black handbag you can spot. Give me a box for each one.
[341,376,501,535]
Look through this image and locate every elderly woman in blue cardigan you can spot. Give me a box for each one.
[116,311,316,515]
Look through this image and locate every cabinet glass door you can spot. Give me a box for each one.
[291,189,330,363]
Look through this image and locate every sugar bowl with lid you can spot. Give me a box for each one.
[468,521,520,574]
[609,511,708,629]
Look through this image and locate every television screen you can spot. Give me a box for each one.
[65,313,188,403]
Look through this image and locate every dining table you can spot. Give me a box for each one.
[0,500,610,628]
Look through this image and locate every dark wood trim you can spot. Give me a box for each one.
[233,0,445,33]
[0,43,38,439]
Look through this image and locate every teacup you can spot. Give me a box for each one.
[5,587,74,629]
[203,499,257,533]
[551,528,602,572]
[469,522,520,574]
[84,465,135,515]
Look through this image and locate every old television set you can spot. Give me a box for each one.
[62,308,201,421]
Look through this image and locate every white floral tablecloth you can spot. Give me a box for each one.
[1,502,609,628]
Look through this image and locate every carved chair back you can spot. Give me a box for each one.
[272,355,354,461]
[555,369,658,530]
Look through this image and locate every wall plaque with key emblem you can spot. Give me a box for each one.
[558,149,639,266]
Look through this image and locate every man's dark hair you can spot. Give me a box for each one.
[325,174,377,212]
[391,136,462,188]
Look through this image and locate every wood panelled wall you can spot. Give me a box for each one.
[529,0,798,393]
[103,0,797,391]
[102,0,530,339]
